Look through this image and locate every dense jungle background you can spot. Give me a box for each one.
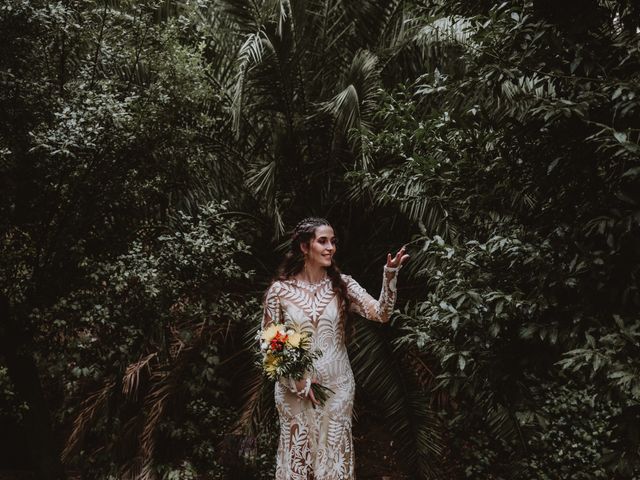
[1,0,640,479]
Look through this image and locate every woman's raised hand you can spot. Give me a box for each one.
[386,245,410,269]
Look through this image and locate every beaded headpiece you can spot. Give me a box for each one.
[290,217,330,250]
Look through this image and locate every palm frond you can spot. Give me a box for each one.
[478,389,528,453]
[232,28,271,134]
[246,160,276,201]
[324,84,360,134]
[62,379,117,463]
[273,201,285,237]
[350,321,446,479]
[322,50,381,169]
[324,50,380,131]
[138,370,173,480]
[346,169,451,243]
[267,0,293,38]
[122,353,156,401]
[414,16,475,47]
[218,0,262,34]
[342,0,402,45]
[230,316,278,465]
[233,369,277,438]
[131,321,212,478]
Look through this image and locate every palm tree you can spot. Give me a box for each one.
[217,1,452,477]
[215,0,426,235]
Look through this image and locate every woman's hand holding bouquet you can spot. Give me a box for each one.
[257,323,333,408]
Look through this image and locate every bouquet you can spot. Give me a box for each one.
[258,323,334,407]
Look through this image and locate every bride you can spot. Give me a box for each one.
[261,217,409,479]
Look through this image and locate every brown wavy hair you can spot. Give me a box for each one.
[275,217,352,334]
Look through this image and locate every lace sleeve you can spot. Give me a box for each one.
[343,266,400,323]
[262,282,282,329]
[261,282,301,394]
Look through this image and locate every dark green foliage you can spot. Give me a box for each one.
[350,321,447,478]
[1,0,639,478]
[348,1,640,477]
[49,202,256,478]
[0,1,252,478]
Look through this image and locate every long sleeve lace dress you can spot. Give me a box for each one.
[261,265,400,480]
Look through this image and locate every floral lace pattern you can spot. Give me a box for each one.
[262,266,400,479]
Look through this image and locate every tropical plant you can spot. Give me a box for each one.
[216,0,430,234]
[3,0,639,478]
[346,1,640,477]
[54,202,255,479]
[0,1,246,477]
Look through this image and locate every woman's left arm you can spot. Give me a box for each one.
[345,246,409,323]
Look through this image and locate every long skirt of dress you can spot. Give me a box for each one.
[274,350,356,479]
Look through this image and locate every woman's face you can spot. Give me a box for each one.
[302,225,337,268]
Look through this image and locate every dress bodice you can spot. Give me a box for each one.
[262,267,400,388]
[263,267,400,331]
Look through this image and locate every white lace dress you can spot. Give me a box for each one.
[261,266,400,480]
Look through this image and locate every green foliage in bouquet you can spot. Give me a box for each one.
[258,324,316,380]
[258,324,334,407]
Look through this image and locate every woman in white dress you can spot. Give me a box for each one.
[261,217,409,479]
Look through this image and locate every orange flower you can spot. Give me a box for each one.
[270,331,289,352]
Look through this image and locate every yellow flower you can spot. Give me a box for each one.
[287,332,302,348]
[263,353,280,378]
[261,324,279,342]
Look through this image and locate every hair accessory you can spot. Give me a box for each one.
[289,217,331,252]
